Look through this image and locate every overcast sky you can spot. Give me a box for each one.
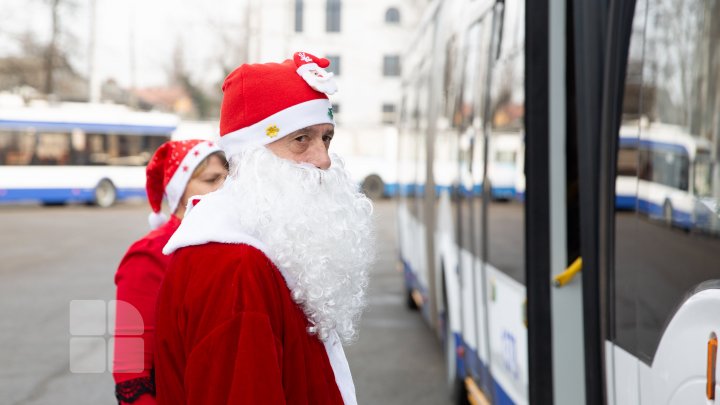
[0,0,247,89]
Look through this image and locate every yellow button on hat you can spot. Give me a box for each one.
[266,125,280,138]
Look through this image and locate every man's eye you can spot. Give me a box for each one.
[323,135,333,143]
[294,135,309,142]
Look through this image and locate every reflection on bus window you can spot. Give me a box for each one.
[613,0,720,367]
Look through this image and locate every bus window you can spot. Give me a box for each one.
[486,5,525,283]
[617,146,638,177]
[694,153,713,197]
[0,130,35,166]
[36,132,70,165]
[613,0,720,382]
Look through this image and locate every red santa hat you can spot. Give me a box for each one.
[145,139,221,229]
[218,51,338,156]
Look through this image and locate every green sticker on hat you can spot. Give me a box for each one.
[328,107,334,120]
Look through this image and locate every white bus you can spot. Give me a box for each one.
[0,101,178,207]
[398,0,720,404]
[617,123,716,231]
[487,132,523,200]
[330,125,399,200]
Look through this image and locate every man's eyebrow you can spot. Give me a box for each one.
[324,129,335,137]
[291,128,313,137]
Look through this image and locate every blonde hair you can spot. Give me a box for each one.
[191,151,228,179]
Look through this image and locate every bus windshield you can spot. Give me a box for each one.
[694,151,714,198]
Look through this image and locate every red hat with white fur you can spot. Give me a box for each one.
[218,51,338,156]
[145,139,222,229]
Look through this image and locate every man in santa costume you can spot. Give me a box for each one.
[154,52,374,405]
[113,139,227,404]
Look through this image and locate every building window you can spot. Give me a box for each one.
[383,55,401,77]
[382,103,396,124]
[326,0,341,32]
[326,55,341,75]
[385,7,400,24]
[295,0,304,32]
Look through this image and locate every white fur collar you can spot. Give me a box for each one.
[161,186,355,405]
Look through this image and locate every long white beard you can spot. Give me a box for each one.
[225,147,374,343]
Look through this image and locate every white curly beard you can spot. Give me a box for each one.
[224,146,374,344]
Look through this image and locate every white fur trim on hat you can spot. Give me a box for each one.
[219,99,334,157]
[165,142,222,213]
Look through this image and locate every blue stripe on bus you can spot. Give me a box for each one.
[459,335,516,405]
[383,183,399,197]
[116,188,147,199]
[491,187,516,199]
[0,188,95,202]
[398,183,521,199]
[0,120,175,135]
[615,195,636,210]
[401,258,433,322]
[398,184,415,196]
[403,255,519,404]
[0,188,145,203]
[618,137,689,155]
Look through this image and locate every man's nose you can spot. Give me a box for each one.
[307,139,331,170]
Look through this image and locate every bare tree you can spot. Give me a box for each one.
[41,0,79,95]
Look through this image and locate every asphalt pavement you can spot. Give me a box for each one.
[0,200,452,405]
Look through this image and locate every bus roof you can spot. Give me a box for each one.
[619,122,711,157]
[0,102,179,135]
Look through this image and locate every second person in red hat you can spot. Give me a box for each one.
[112,139,227,405]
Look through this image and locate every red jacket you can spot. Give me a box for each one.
[113,216,181,405]
[154,243,344,405]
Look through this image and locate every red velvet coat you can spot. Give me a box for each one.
[154,242,345,405]
[113,216,181,404]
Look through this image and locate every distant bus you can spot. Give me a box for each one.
[486,132,523,200]
[616,123,716,230]
[171,120,220,142]
[331,126,399,200]
[0,102,178,207]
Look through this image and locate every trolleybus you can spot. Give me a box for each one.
[0,101,178,207]
[397,0,720,404]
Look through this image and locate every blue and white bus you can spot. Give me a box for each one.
[398,0,720,404]
[617,123,716,231]
[0,101,178,207]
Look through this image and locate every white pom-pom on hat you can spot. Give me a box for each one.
[148,211,169,230]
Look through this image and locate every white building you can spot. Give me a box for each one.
[245,0,423,197]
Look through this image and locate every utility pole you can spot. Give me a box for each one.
[88,0,100,103]
[128,0,138,107]
[44,0,61,96]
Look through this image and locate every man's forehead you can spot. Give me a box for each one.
[297,124,334,135]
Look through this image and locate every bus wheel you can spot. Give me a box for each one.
[361,174,385,200]
[94,179,116,208]
[406,287,419,310]
[663,200,673,227]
